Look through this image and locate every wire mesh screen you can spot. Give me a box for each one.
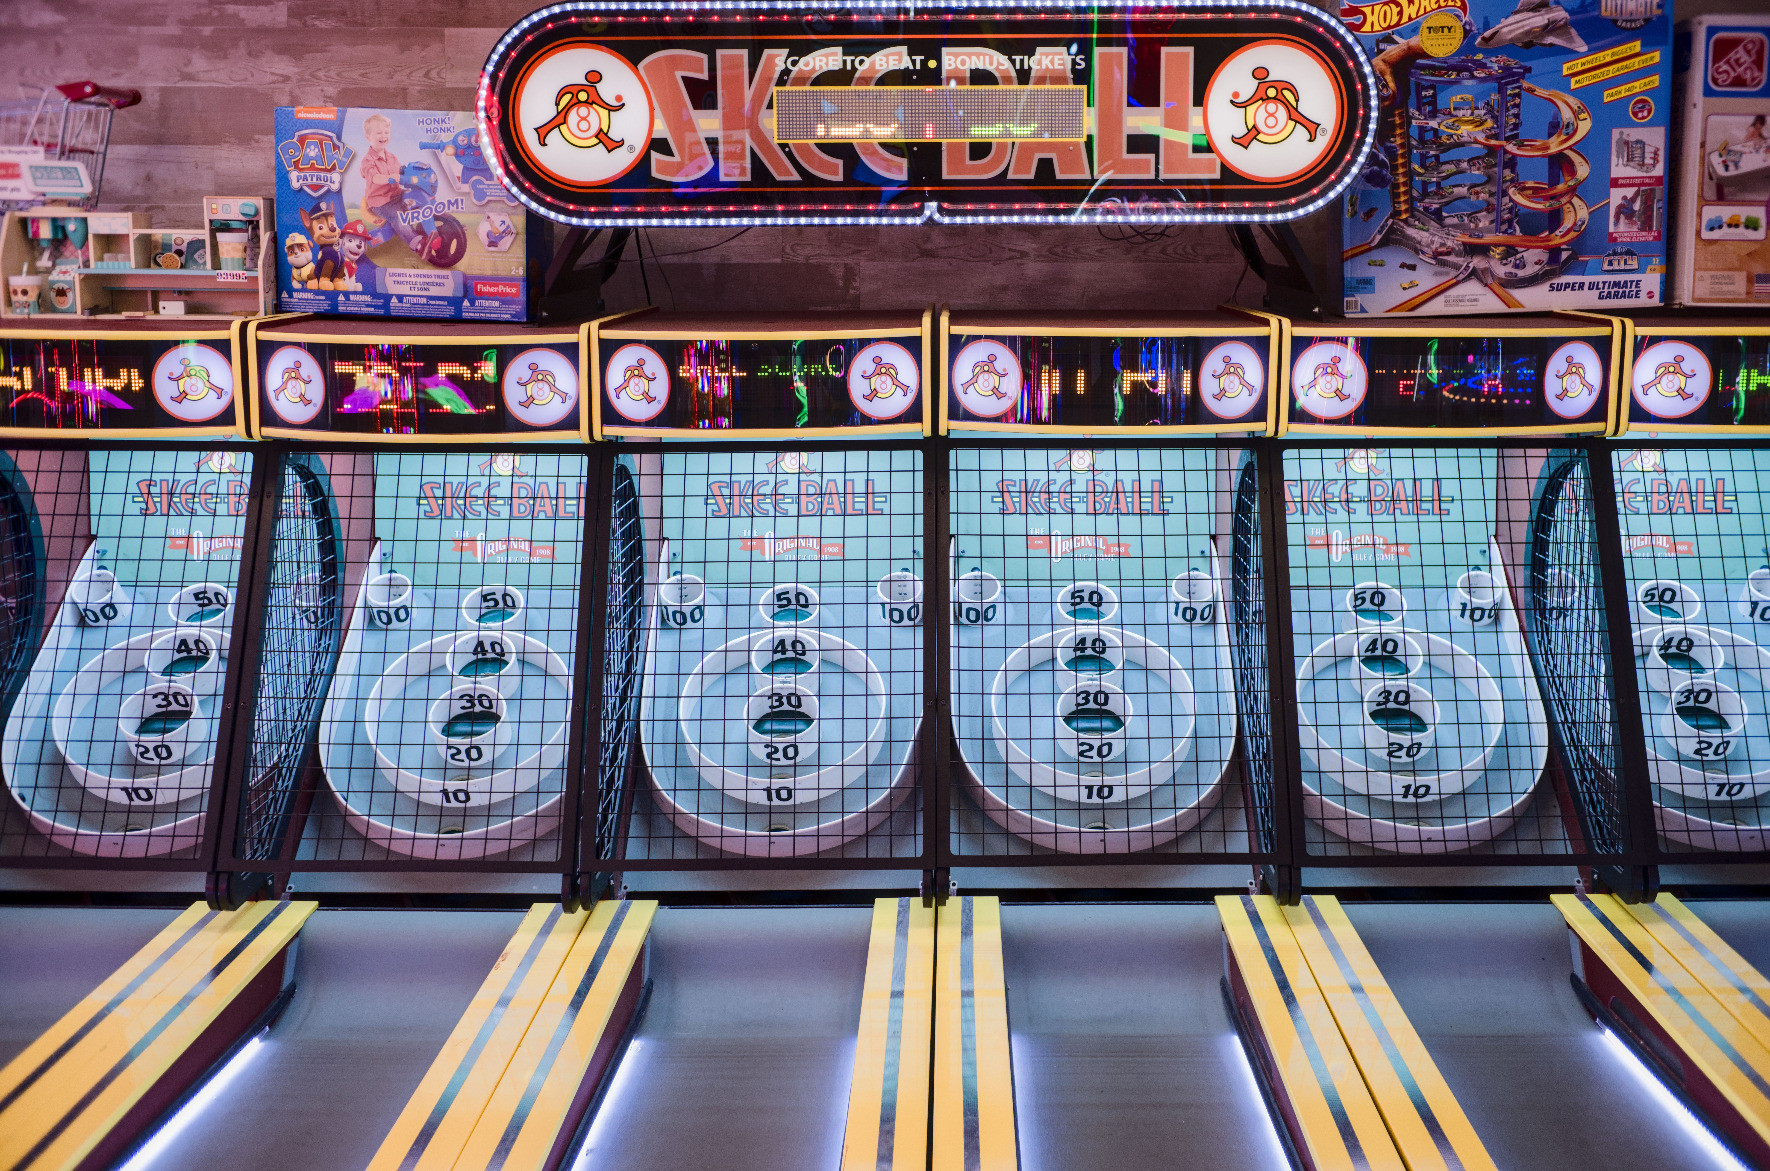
[1610,445,1770,860]
[283,449,589,869]
[1282,445,1578,860]
[1229,453,1279,856]
[591,458,645,867]
[224,452,343,867]
[947,444,1255,859]
[0,446,248,866]
[1522,449,1631,860]
[617,445,925,864]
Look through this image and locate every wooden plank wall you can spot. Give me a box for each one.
[8,0,1757,315]
[0,0,1290,315]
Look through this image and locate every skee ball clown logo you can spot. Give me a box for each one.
[1290,340,1367,420]
[950,340,1023,419]
[603,343,669,423]
[262,345,324,426]
[511,43,654,188]
[1204,42,1343,183]
[502,347,579,429]
[1544,341,1603,420]
[846,342,920,421]
[1200,340,1266,420]
[152,343,234,424]
[1631,341,1712,421]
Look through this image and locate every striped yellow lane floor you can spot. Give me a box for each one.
[1281,896,1496,1171]
[369,898,656,1171]
[933,895,1016,1171]
[839,897,935,1171]
[1219,893,1407,1171]
[0,899,315,1171]
[1557,892,1770,1157]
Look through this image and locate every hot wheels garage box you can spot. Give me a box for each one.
[273,107,544,322]
[1671,16,1770,307]
[1339,0,1672,316]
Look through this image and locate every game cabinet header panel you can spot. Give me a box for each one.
[0,319,248,440]
[1617,313,1770,436]
[592,310,932,438]
[941,308,1279,435]
[248,315,586,442]
[1281,315,1618,437]
[476,0,1379,226]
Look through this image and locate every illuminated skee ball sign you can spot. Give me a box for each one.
[0,322,247,438]
[477,1,1379,226]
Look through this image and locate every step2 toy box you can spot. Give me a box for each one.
[1339,0,1673,316]
[273,107,541,322]
[1671,16,1770,307]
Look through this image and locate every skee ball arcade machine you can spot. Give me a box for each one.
[0,317,329,1170]
[1606,314,1770,875]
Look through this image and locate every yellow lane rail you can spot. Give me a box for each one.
[1282,896,1496,1171]
[932,895,1017,1171]
[840,897,935,1171]
[0,899,315,1171]
[1218,894,1407,1171]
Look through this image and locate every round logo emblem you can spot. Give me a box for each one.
[1544,341,1605,420]
[1200,341,1266,420]
[603,343,668,423]
[1630,95,1655,123]
[1204,41,1343,184]
[1291,341,1367,421]
[846,342,920,420]
[262,345,323,426]
[153,343,234,423]
[950,340,1022,419]
[1632,340,1711,420]
[511,42,653,190]
[503,347,578,428]
[1418,12,1467,57]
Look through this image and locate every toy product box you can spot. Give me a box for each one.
[1671,16,1770,307]
[1338,0,1673,316]
[273,107,543,322]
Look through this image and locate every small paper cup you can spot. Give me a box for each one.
[69,569,130,628]
[428,683,509,770]
[658,574,707,629]
[745,682,820,766]
[876,571,923,627]
[1362,679,1438,765]
[953,571,1002,626]
[1452,570,1502,627]
[168,582,232,628]
[365,572,414,629]
[1663,680,1746,763]
[462,584,525,633]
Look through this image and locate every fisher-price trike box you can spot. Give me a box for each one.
[272,107,543,323]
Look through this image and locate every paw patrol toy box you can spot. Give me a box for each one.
[273,107,541,322]
[1671,15,1770,307]
[1338,0,1673,316]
